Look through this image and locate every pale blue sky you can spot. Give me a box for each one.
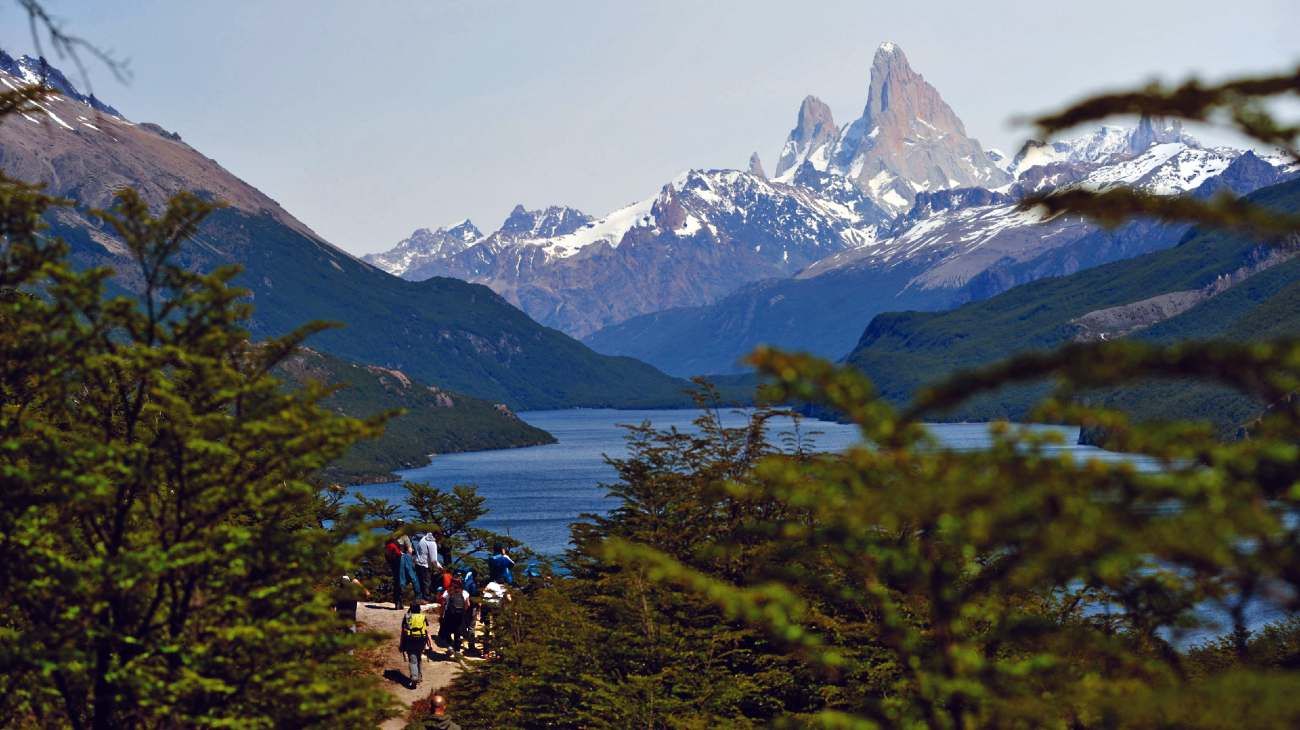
[1,1,1294,254]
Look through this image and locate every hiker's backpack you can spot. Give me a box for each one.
[462,570,479,597]
[385,540,402,563]
[403,613,427,638]
[447,590,468,613]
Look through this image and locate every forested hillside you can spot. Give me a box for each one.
[843,177,1300,428]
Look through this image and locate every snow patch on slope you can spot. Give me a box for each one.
[542,197,656,258]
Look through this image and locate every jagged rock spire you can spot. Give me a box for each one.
[833,43,1009,208]
[774,95,838,178]
[748,152,767,179]
[1128,115,1192,155]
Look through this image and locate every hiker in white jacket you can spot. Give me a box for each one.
[413,531,441,601]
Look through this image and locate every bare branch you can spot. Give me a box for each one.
[16,0,132,98]
[1021,66,1300,160]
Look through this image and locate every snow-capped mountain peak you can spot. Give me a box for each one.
[499,204,593,241]
[775,42,1009,216]
[774,95,838,179]
[0,49,121,117]
[1010,116,1203,178]
[362,220,482,274]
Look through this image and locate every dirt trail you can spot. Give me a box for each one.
[356,602,467,729]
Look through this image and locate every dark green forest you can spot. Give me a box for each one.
[846,177,1300,430]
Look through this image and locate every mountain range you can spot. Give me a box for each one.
[366,43,1294,376]
[591,146,1289,376]
[0,49,690,415]
[8,40,1296,455]
[368,170,888,337]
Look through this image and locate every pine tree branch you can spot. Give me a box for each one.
[1024,66,1300,160]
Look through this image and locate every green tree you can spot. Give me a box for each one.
[450,396,842,728]
[593,68,1300,728]
[349,481,537,603]
[452,69,1300,728]
[0,87,393,724]
[402,481,530,567]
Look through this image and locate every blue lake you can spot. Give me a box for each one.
[353,408,1139,556]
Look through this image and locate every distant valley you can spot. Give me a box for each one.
[5,38,1296,472]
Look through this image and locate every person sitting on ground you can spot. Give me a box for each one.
[487,543,516,586]
[414,530,441,601]
[399,601,432,689]
[436,575,472,658]
[399,543,422,604]
[333,574,370,634]
[417,694,461,730]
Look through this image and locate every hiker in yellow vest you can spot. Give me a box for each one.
[400,600,433,689]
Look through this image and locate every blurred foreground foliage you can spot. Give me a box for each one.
[454,356,1300,727]
[0,86,393,728]
[1022,64,1300,240]
[450,66,1300,728]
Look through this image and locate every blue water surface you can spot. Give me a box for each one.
[353,409,1136,557]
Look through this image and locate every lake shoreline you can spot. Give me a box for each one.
[350,409,1135,556]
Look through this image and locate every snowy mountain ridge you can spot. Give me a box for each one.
[0,49,122,118]
[367,41,1291,343]
[361,220,483,275]
[387,167,891,336]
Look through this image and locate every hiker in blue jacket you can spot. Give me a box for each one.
[487,543,515,586]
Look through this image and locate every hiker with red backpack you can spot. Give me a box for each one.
[399,601,433,689]
[384,536,404,609]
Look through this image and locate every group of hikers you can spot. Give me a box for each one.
[390,535,516,686]
[330,528,522,727]
[366,530,517,687]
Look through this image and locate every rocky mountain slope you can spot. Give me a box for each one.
[382,170,887,337]
[586,132,1291,376]
[774,43,1009,214]
[0,51,690,410]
